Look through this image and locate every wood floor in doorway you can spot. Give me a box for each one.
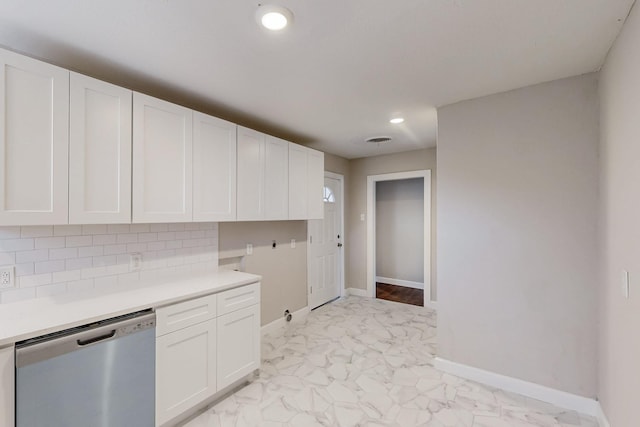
[376,282,423,306]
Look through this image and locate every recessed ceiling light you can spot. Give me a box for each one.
[390,117,405,124]
[256,5,293,31]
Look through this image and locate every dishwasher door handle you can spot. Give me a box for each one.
[77,329,116,346]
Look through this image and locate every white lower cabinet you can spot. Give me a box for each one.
[0,346,14,427]
[155,283,260,426]
[156,319,217,426]
[217,304,261,390]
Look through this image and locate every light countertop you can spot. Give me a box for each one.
[0,269,261,347]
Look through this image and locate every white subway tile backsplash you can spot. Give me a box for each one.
[82,266,107,279]
[82,225,107,235]
[157,232,176,241]
[93,234,117,245]
[149,224,168,232]
[53,270,82,283]
[168,223,185,232]
[36,283,67,298]
[16,249,49,263]
[129,224,150,233]
[0,226,21,239]
[147,241,166,251]
[166,240,183,249]
[93,255,117,267]
[35,236,66,249]
[49,248,79,260]
[78,246,104,257]
[0,239,34,252]
[21,226,53,238]
[35,260,66,274]
[0,252,16,265]
[104,244,127,255]
[15,263,35,277]
[66,257,93,271]
[138,233,158,243]
[107,224,130,234]
[66,235,93,248]
[54,225,82,236]
[0,222,218,304]
[67,279,94,292]
[126,243,147,253]
[19,273,52,288]
[116,234,138,244]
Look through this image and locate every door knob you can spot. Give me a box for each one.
[337,243,343,247]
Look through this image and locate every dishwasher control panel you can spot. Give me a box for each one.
[118,318,156,336]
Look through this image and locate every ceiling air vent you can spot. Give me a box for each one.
[365,136,392,144]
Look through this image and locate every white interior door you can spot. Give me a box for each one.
[308,174,343,310]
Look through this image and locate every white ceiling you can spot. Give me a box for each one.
[0,0,634,159]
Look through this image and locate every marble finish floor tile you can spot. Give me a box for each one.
[183,296,597,427]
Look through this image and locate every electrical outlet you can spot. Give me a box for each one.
[0,266,15,289]
[130,253,143,271]
[246,243,253,255]
[291,239,296,248]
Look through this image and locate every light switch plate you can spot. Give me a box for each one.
[621,270,630,299]
[247,243,253,255]
[130,253,143,271]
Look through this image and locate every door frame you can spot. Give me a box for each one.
[366,170,433,308]
[307,171,345,306]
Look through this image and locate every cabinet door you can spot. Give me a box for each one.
[69,73,132,224]
[193,112,237,222]
[288,144,308,220]
[217,304,260,390]
[236,127,265,221]
[264,136,289,220]
[133,93,193,223]
[0,346,14,427]
[0,49,69,225]
[307,148,325,219]
[156,319,216,426]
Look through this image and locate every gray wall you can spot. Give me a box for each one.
[376,178,424,284]
[598,2,640,424]
[347,148,437,299]
[219,221,307,326]
[437,74,599,397]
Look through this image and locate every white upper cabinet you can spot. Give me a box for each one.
[307,148,324,219]
[288,144,324,220]
[132,93,193,223]
[237,128,290,221]
[0,49,69,225]
[193,113,237,222]
[264,136,289,220]
[236,127,265,221]
[69,73,132,224]
[288,144,308,220]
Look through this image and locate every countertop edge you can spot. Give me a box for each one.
[0,271,261,347]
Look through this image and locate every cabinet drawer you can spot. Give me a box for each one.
[156,294,217,336]
[217,282,260,316]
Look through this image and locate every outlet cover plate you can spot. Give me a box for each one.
[0,266,15,289]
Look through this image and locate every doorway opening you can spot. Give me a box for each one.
[308,172,345,310]
[367,170,433,308]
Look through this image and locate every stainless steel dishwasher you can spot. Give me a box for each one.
[15,309,156,427]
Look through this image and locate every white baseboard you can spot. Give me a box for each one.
[261,305,310,336]
[595,403,611,427]
[433,357,600,418]
[345,288,369,297]
[376,276,424,290]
